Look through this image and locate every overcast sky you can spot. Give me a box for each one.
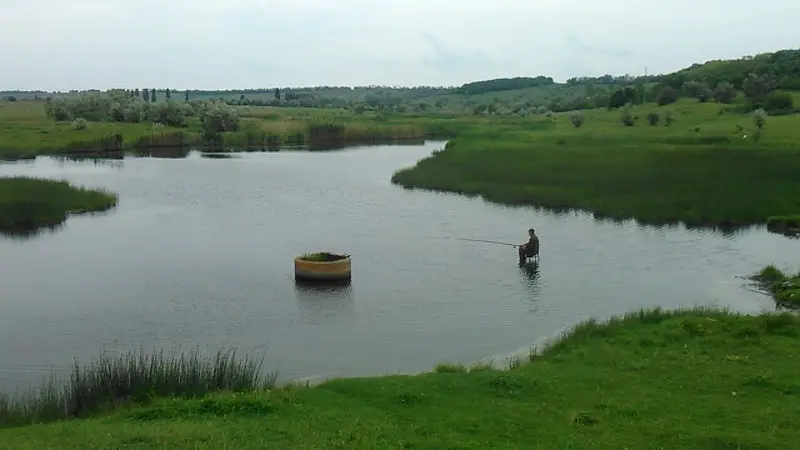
[2,0,798,91]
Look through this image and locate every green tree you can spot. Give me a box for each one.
[150,89,157,102]
[742,73,777,106]
[607,90,627,109]
[166,89,171,101]
[656,86,679,106]
[713,82,737,104]
[185,90,189,102]
[142,89,150,102]
[683,81,712,102]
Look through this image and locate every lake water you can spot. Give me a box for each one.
[1,141,799,392]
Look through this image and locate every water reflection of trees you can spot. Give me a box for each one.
[294,281,355,324]
[132,147,191,159]
[0,223,64,241]
[53,154,124,170]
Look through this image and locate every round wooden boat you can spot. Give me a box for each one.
[294,252,352,282]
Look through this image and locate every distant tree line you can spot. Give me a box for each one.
[7,49,799,118]
[453,76,555,95]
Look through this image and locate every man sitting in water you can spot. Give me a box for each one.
[518,228,539,265]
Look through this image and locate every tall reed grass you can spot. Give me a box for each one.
[0,176,118,233]
[0,348,275,428]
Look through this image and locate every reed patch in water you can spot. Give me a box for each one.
[0,176,118,234]
[131,131,194,148]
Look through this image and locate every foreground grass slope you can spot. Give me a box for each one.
[1,307,798,449]
[0,177,118,233]
[393,100,800,227]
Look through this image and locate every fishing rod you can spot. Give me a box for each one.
[456,238,519,247]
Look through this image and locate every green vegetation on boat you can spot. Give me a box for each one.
[297,252,349,262]
[1,307,799,449]
[0,176,118,234]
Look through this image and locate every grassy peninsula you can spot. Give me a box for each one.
[1,307,799,448]
[0,177,118,234]
[392,100,800,228]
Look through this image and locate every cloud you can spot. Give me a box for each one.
[1,0,798,90]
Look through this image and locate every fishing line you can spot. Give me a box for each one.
[456,238,519,247]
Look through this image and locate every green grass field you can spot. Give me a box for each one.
[1,307,799,449]
[392,99,800,227]
[0,101,165,157]
[0,176,118,234]
[0,101,435,157]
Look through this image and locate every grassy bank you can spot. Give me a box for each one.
[393,100,800,227]
[1,307,799,448]
[0,101,456,157]
[752,265,800,308]
[767,214,800,237]
[0,348,274,429]
[0,177,118,234]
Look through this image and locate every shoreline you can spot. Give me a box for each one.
[4,304,800,446]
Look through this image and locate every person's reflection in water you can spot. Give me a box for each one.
[294,281,355,324]
[519,261,542,312]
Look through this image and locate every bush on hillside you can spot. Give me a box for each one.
[656,87,679,106]
[620,107,634,126]
[71,118,88,130]
[753,108,767,130]
[570,112,584,128]
[713,82,737,104]
[742,72,777,105]
[683,81,712,102]
[764,92,794,112]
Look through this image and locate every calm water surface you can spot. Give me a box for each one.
[1,141,799,391]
